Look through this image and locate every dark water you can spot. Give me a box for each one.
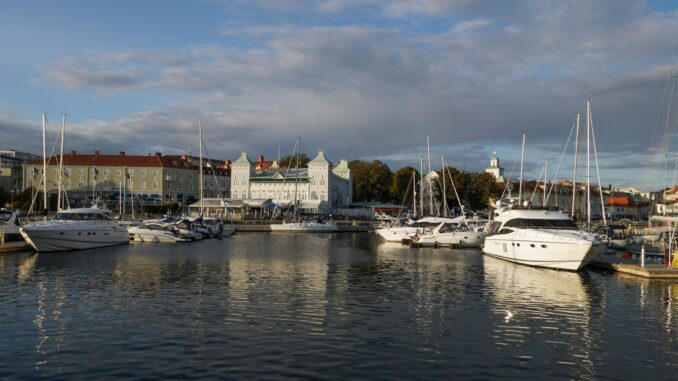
[1,234,677,380]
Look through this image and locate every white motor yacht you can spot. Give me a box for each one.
[19,208,130,252]
[482,206,604,271]
[128,223,193,243]
[0,208,22,241]
[411,221,486,248]
[375,216,463,242]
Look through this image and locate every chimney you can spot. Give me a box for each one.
[155,152,162,157]
[258,154,264,162]
[70,150,76,157]
[119,151,125,156]
[94,150,100,155]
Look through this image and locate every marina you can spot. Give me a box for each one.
[0,233,676,379]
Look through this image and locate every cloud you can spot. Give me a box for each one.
[20,1,678,189]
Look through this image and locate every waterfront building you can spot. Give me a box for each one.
[484,151,505,183]
[230,150,352,211]
[0,149,41,194]
[21,151,230,208]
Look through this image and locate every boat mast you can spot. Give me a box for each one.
[412,170,417,218]
[419,153,424,217]
[42,113,47,216]
[199,119,203,216]
[295,137,300,221]
[589,99,608,226]
[543,159,547,207]
[586,98,592,229]
[58,114,66,211]
[518,133,525,205]
[427,136,433,215]
[441,155,447,216]
[572,113,580,220]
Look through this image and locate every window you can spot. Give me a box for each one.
[153,181,159,190]
[78,180,84,188]
[128,169,134,176]
[104,169,110,176]
[140,169,146,177]
[79,168,84,176]
[66,168,71,176]
[116,169,121,177]
[504,218,578,229]
[153,170,159,178]
[53,168,59,175]
[127,180,134,190]
[140,180,146,189]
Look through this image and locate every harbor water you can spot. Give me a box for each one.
[1,233,677,379]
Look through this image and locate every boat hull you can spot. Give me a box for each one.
[129,230,191,243]
[20,225,130,252]
[414,231,486,248]
[483,236,602,271]
[270,222,339,232]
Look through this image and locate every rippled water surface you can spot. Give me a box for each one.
[1,233,677,379]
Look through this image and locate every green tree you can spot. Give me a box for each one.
[349,160,393,202]
[279,153,310,169]
[390,166,418,204]
[0,187,9,208]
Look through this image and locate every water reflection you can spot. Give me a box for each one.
[483,255,598,378]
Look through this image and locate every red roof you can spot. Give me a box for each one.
[33,151,192,169]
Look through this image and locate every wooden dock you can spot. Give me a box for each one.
[234,223,370,232]
[0,241,32,255]
[589,260,678,279]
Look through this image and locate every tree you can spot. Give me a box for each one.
[349,160,393,202]
[391,166,418,205]
[279,153,310,169]
[0,186,9,208]
[466,172,500,211]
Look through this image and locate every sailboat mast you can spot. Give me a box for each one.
[441,155,447,216]
[412,171,417,218]
[519,133,525,205]
[586,99,592,229]
[572,113,580,219]
[419,154,424,217]
[543,159,547,207]
[427,136,433,215]
[42,113,48,215]
[295,137,300,220]
[58,114,66,211]
[199,119,203,216]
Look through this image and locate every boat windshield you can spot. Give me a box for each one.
[0,210,12,222]
[438,223,461,233]
[54,212,114,221]
[411,222,443,228]
[504,218,578,229]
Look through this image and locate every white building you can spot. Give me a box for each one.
[230,150,352,211]
[484,151,505,183]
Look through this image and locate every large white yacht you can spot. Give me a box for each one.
[19,208,130,252]
[375,216,462,242]
[482,204,604,271]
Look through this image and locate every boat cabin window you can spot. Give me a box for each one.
[498,228,513,235]
[438,223,460,233]
[0,210,11,223]
[412,222,443,228]
[54,212,114,221]
[484,221,502,234]
[504,218,577,229]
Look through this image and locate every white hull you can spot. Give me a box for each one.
[376,227,419,242]
[20,223,129,252]
[483,235,602,271]
[414,231,486,248]
[270,222,339,232]
[128,229,192,243]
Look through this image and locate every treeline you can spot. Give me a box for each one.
[348,160,500,211]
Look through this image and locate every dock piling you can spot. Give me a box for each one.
[641,245,645,268]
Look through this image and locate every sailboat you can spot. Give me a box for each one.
[270,137,339,232]
[19,114,130,252]
[482,132,605,271]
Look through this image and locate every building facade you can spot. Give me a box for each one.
[230,150,352,210]
[0,149,41,193]
[21,151,230,208]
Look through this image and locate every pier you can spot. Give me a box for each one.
[0,241,31,255]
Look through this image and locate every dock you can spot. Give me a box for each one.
[0,241,32,255]
[233,222,370,232]
[590,258,678,279]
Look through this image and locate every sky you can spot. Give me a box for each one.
[2,0,678,190]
